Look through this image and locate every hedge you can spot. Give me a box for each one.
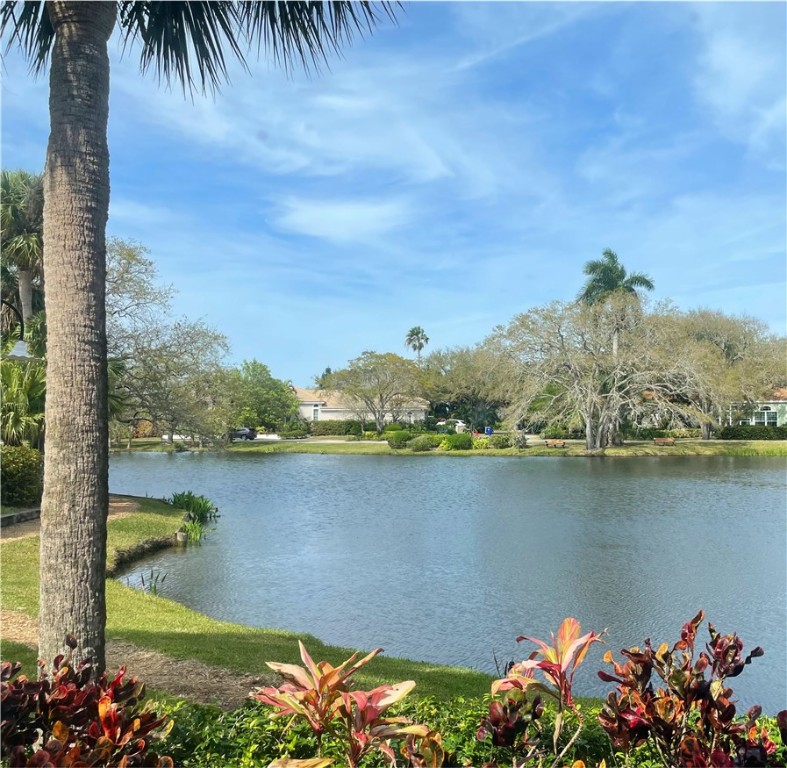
[1,445,43,507]
[627,427,702,439]
[718,424,787,440]
[309,420,363,436]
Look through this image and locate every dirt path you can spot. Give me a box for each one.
[0,610,268,710]
[1,497,271,710]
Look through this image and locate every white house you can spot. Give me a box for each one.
[292,387,429,424]
[728,388,787,427]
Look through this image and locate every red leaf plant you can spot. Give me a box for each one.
[480,617,604,768]
[597,610,783,767]
[256,641,441,767]
[1,645,172,767]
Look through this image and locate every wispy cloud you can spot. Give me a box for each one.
[272,196,410,242]
[691,4,786,165]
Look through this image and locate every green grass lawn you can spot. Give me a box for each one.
[0,495,491,699]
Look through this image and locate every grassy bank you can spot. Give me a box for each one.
[116,436,787,457]
[0,496,491,699]
[229,437,787,457]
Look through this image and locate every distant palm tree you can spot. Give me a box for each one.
[1,0,396,671]
[1,169,44,327]
[405,326,429,362]
[578,248,654,306]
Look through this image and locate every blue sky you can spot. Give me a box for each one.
[2,2,785,385]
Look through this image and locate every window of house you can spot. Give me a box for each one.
[753,406,777,426]
[313,404,319,421]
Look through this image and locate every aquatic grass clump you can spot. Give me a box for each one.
[182,520,205,544]
[166,491,219,523]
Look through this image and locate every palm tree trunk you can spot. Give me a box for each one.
[17,269,34,328]
[38,2,115,673]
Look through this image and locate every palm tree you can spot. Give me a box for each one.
[1,1,395,671]
[578,248,654,306]
[1,169,44,328]
[405,325,429,362]
[578,249,654,446]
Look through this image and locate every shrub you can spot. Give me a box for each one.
[362,430,379,440]
[598,611,786,767]
[0,445,43,507]
[384,422,406,432]
[256,642,438,768]
[409,435,434,452]
[387,430,412,449]
[719,425,787,440]
[440,432,473,451]
[310,420,363,437]
[481,618,604,768]
[512,431,529,449]
[279,428,308,439]
[542,425,583,440]
[629,427,703,439]
[489,434,513,449]
[473,437,490,450]
[1,647,172,767]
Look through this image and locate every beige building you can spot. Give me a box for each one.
[293,387,429,424]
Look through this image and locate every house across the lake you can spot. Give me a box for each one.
[292,386,429,424]
[728,388,787,427]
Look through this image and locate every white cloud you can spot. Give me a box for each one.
[272,196,410,242]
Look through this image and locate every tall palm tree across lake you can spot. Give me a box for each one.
[405,325,430,362]
[1,0,396,672]
[578,248,654,306]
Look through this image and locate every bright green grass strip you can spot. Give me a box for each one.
[0,497,491,699]
[229,440,393,455]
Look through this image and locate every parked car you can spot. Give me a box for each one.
[230,427,257,441]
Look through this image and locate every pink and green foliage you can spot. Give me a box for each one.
[256,640,382,740]
[256,641,441,767]
[1,641,172,767]
[597,610,786,767]
[480,618,603,768]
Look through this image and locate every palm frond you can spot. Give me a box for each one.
[119,1,246,95]
[237,1,399,75]
[625,273,655,292]
[0,1,54,75]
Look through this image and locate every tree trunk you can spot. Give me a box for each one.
[17,269,35,328]
[701,422,713,440]
[39,3,115,673]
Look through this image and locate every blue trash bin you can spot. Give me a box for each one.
[484,426,492,436]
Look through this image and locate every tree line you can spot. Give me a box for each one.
[323,252,785,449]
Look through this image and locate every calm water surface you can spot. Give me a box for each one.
[110,453,787,711]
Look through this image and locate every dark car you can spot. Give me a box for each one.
[230,427,257,441]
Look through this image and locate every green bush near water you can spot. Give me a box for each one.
[719,424,787,440]
[386,430,412,449]
[0,445,43,507]
[409,435,434,452]
[440,432,473,451]
[310,420,364,436]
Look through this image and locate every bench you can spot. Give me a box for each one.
[653,437,676,446]
[545,439,566,448]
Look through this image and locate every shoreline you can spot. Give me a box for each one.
[113,437,787,458]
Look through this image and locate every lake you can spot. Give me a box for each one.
[110,452,787,711]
